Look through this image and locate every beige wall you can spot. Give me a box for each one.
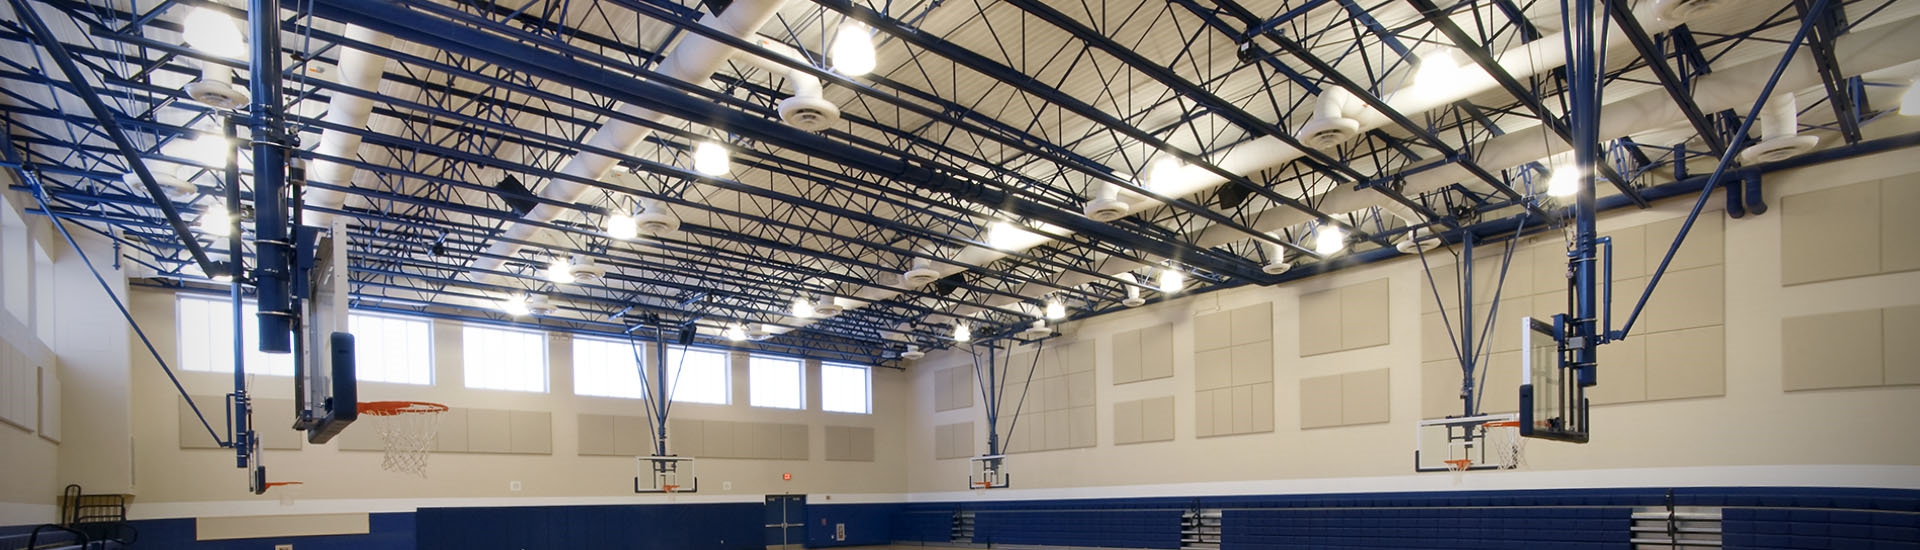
[0,184,71,525]
[905,148,1920,495]
[125,291,909,512]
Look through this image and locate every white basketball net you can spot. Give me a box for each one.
[368,406,443,477]
[1485,422,1526,470]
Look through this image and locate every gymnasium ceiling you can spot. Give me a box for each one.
[2,0,1918,363]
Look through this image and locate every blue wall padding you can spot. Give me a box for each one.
[414,503,762,550]
[973,510,1183,548]
[1722,508,1920,549]
[118,513,415,549]
[804,503,902,547]
[890,510,954,542]
[1220,506,1631,550]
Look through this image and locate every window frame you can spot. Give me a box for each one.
[820,362,873,414]
[346,311,435,385]
[460,323,550,393]
[662,346,731,405]
[571,334,647,399]
[174,294,296,377]
[748,354,805,410]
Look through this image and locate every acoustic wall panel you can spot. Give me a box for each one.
[509,411,552,454]
[704,420,735,457]
[1299,290,1343,356]
[1112,335,1141,385]
[1143,396,1176,443]
[1195,311,1232,352]
[613,415,650,456]
[1885,180,1920,273]
[934,422,972,459]
[1340,369,1391,426]
[1783,310,1884,391]
[1195,303,1274,438]
[824,425,876,462]
[1643,215,1724,273]
[1421,360,1458,420]
[670,418,703,456]
[578,414,615,455]
[1782,182,1881,284]
[37,365,58,442]
[1646,326,1726,401]
[1645,265,1725,333]
[1113,399,1142,444]
[1140,326,1173,380]
[1887,306,1920,386]
[434,408,469,453]
[1588,336,1647,405]
[1298,375,1342,429]
[934,365,975,412]
[464,409,511,453]
[999,342,1096,453]
[1342,280,1392,349]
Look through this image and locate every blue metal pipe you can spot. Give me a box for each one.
[248,0,294,354]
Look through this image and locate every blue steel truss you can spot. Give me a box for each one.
[2,0,1912,367]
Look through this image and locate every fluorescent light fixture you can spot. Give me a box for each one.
[183,7,247,58]
[1901,79,1919,116]
[606,212,638,240]
[545,257,574,284]
[1158,269,1186,293]
[952,322,971,342]
[211,273,234,283]
[1415,52,1460,89]
[1044,299,1066,320]
[1546,166,1581,197]
[1148,157,1185,191]
[986,220,1024,250]
[831,20,877,76]
[792,297,815,319]
[1315,224,1347,255]
[725,323,748,342]
[182,133,231,167]
[501,294,531,316]
[693,140,731,177]
[199,208,232,237]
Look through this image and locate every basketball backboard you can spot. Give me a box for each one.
[969,455,1009,489]
[635,456,698,493]
[294,221,356,443]
[1520,316,1588,443]
[1415,413,1524,472]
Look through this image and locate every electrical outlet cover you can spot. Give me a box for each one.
[509,481,522,492]
[722,481,733,490]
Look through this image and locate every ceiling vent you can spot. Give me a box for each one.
[748,323,774,341]
[1263,259,1294,275]
[900,344,925,360]
[901,257,942,287]
[1018,320,1053,339]
[636,201,680,235]
[779,96,841,132]
[1654,0,1730,23]
[1296,87,1360,150]
[185,61,248,110]
[812,297,845,318]
[1740,93,1818,165]
[526,295,558,316]
[1084,180,1130,222]
[124,168,198,202]
[1118,273,1146,307]
[567,255,606,283]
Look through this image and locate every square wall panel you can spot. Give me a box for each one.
[578,415,614,455]
[1481,352,1522,414]
[1341,368,1391,426]
[1298,375,1343,429]
[1423,359,1462,420]
[613,414,650,456]
[670,418,703,456]
[1781,182,1881,284]
[1212,389,1233,435]
[1140,324,1174,380]
[1341,279,1392,349]
[1644,215,1724,273]
[1232,302,1273,346]
[1112,333,1142,385]
[1194,390,1215,437]
[1534,241,1572,295]
[1195,349,1232,391]
[1884,180,1920,273]
[1143,396,1176,441]
[1645,265,1725,333]
[1069,406,1096,448]
[1230,342,1273,386]
[1605,225,1647,279]
[1068,371,1096,408]
[1424,264,1460,314]
[1783,310,1883,391]
[1424,311,1457,362]
[1194,311,1232,352]
[1300,288,1343,356]
[1113,399,1142,444]
[1646,326,1726,401]
[435,408,470,453]
[1589,336,1647,405]
[1888,306,1920,386]
[1230,385,1254,433]
[1250,383,1274,433]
